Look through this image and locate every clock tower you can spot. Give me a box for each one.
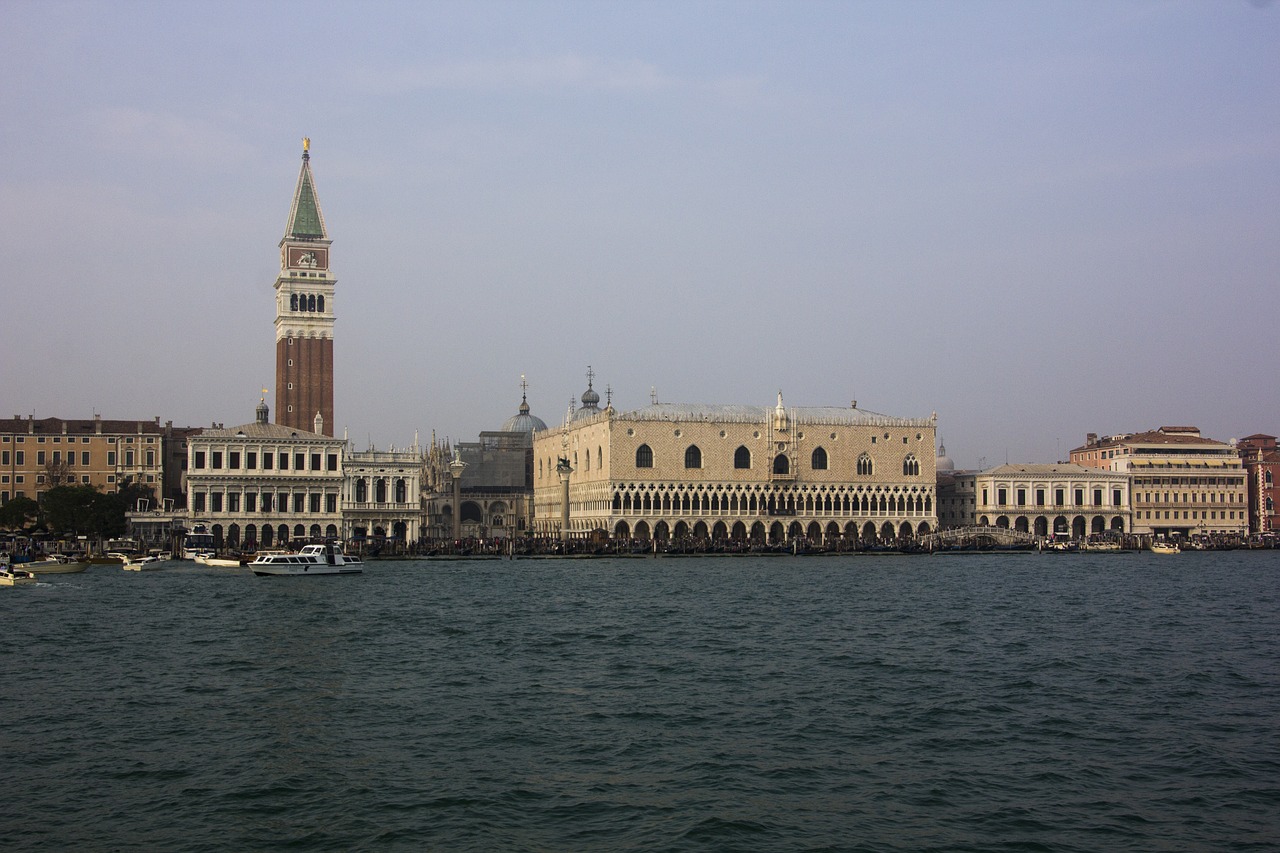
[274,138,335,436]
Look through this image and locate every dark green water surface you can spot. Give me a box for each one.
[2,552,1278,851]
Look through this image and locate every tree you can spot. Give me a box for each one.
[0,496,39,530]
[40,485,100,536]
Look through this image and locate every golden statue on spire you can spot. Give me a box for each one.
[303,137,310,153]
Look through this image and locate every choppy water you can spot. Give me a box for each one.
[2,552,1278,852]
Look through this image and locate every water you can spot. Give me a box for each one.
[2,552,1278,852]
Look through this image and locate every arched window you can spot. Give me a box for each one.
[307,294,316,311]
[375,478,386,503]
[394,478,406,503]
[317,295,324,313]
[290,293,298,311]
[636,444,653,468]
[857,453,874,476]
[685,445,702,468]
[355,478,367,503]
[811,447,828,470]
[773,454,790,475]
[598,447,602,469]
[734,446,751,469]
[903,454,919,476]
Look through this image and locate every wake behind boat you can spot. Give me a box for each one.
[250,543,362,577]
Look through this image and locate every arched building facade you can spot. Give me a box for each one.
[532,392,938,544]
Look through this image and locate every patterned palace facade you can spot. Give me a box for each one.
[532,392,938,544]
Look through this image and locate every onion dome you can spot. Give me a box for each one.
[573,366,602,420]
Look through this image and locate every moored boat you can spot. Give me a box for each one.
[195,553,246,568]
[122,554,163,571]
[28,554,91,573]
[250,542,362,577]
[1150,541,1180,555]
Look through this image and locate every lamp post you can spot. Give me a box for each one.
[556,456,573,544]
[448,453,467,542]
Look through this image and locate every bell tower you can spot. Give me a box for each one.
[274,138,335,436]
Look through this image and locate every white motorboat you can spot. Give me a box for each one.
[122,554,163,571]
[1150,541,1180,555]
[28,554,92,573]
[195,553,245,568]
[250,543,363,577]
[1,565,38,586]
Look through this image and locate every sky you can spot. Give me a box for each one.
[2,0,1277,469]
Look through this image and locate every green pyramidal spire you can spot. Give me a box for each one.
[285,138,327,240]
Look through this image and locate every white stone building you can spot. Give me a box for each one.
[532,389,938,544]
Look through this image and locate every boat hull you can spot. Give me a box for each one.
[29,559,91,574]
[251,564,362,577]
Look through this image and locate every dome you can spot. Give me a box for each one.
[936,439,955,472]
[573,366,602,420]
[501,395,547,434]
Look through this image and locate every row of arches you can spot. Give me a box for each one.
[289,293,325,312]
[613,488,933,517]
[631,444,920,477]
[213,522,340,548]
[352,477,409,504]
[613,519,933,543]
[977,515,1127,537]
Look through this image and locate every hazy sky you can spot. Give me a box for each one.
[3,1,1277,468]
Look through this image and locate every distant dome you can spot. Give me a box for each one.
[501,395,547,434]
[573,367,602,420]
[936,439,955,472]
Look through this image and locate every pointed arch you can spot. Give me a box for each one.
[734,446,751,469]
[811,446,828,470]
[857,453,873,476]
[684,445,702,468]
[635,444,653,468]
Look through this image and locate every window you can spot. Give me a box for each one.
[261,493,273,512]
[37,451,46,465]
[146,450,155,466]
[857,453,873,476]
[1113,489,1122,506]
[279,452,288,470]
[636,445,653,468]
[311,453,321,471]
[1,451,7,465]
[684,445,702,469]
[1036,489,1045,506]
[326,494,337,513]
[228,493,240,512]
[106,451,115,466]
[247,452,257,470]
[246,493,257,512]
[293,493,305,513]
[1074,489,1084,506]
[811,447,828,470]
[228,451,239,469]
[734,446,751,469]
[212,452,222,469]
[903,454,919,476]
[773,454,790,475]
[211,493,223,512]
[263,453,273,470]
[125,450,134,467]
[327,453,338,471]
[1093,489,1103,506]
[193,492,206,512]
[14,451,23,465]
[295,453,305,471]
[997,488,1007,506]
[309,493,321,513]
[1016,489,1026,506]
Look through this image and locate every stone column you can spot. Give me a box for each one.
[448,454,467,541]
[556,457,574,543]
